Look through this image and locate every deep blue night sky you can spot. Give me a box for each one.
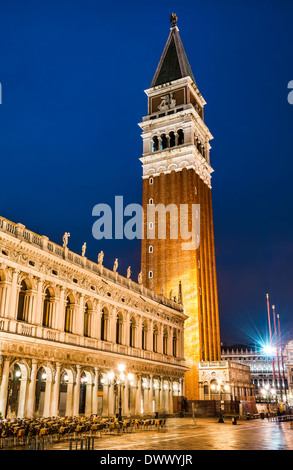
[0,0,292,346]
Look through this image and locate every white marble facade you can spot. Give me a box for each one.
[0,216,187,419]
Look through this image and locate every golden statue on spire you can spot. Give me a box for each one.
[170,13,178,27]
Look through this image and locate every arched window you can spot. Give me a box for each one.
[17,280,28,322]
[177,129,184,145]
[169,131,176,147]
[42,288,52,327]
[101,308,107,341]
[116,313,123,344]
[151,136,159,152]
[64,296,74,333]
[160,133,168,150]
[163,328,168,355]
[84,302,90,337]
[172,333,177,357]
[142,321,148,350]
[129,317,136,348]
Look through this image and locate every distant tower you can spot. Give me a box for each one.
[139,15,221,399]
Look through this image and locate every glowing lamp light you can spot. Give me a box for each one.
[108,371,115,381]
[41,373,47,380]
[64,374,69,382]
[15,371,21,378]
[224,385,230,392]
[118,364,126,373]
[210,384,216,391]
[262,345,276,356]
[127,373,134,381]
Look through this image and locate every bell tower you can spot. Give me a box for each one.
[139,14,221,400]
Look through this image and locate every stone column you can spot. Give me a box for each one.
[136,316,142,350]
[26,359,38,418]
[123,382,130,416]
[102,382,109,417]
[108,382,115,416]
[8,269,20,319]
[169,379,173,414]
[73,365,81,416]
[0,357,10,417]
[76,295,84,336]
[51,363,61,417]
[125,312,130,346]
[148,375,153,414]
[0,283,8,318]
[85,381,92,416]
[17,377,28,418]
[57,287,65,331]
[34,279,43,325]
[43,375,53,417]
[95,302,101,340]
[65,380,74,417]
[3,282,10,318]
[159,376,164,413]
[92,368,99,416]
[135,375,142,415]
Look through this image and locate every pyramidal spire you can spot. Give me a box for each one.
[151,14,196,88]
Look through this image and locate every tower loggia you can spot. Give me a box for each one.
[139,15,221,399]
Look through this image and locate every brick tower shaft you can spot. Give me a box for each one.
[139,16,221,399]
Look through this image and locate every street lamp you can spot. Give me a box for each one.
[108,365,133,421]
[210,381,230,423]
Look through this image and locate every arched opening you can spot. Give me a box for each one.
[129,317,136,348]
[98,374,105,415]
[6,364,22,418]
[142,321,148,350]
[58,370,72,417]
[64,295,75,333]
[153,325,158,353]
[163,328,168,355]
[151,136,159,152]
[177,129,184,145]
[34,367,47,417]
[116,312,123,344]
[79,372,87,415]
[84,302,90,337]
[101,307,108,341]
[17,280,29,322]
[169,131,176,147]
[160,133,168,150]
[172,333,177,357]
[42,288,54,327]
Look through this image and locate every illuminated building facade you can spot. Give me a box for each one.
[221,343,288,400]
[0,216,187,419]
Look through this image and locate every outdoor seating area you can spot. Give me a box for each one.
[0,415,167,450]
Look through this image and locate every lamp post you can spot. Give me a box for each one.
[210,381,230,423]
[108,365,134,421]
[261,385,277,404]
